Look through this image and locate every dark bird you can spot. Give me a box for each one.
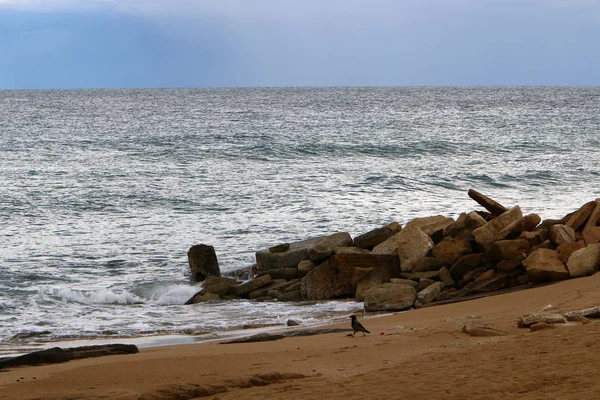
[350,315,370,337]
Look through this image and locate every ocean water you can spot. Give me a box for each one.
[1,87,599,356]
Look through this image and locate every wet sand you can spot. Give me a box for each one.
[3,273,600,400]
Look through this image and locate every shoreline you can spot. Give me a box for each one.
[3,273,600,399]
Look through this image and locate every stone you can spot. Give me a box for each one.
[411,257,445,273]
[255,268,298,280]
[529,322,556,332]
[405,215,454,237]
[269,243,290,253]
[522,249,569,283]
[307,232,353,263]
[582,200,600,245]
[529,240,555,253]
[297,260,315,276]
[473,206,524,250]
[417,281,445,304]
[474,269,496,283]
[508,273,529,287]
[287,319,301,326]
[438,266,455,286]
[517,313,567,328]
[431,238,473,266]
[435,290,452,301]
[186,292,220,304]
[278,290,302,302]
[248,279,293,300]
[519,230,548,247]
[200,275,236,297]
[488,239,530,262]
[496,258,522,273]
[301,253,400,300]
[389,278,419,288]
[364,283,417,311]
[335,247,371,255]
[566,201,597,231]
[399,271,440,281]
[467,189,508,216]
[563,306,600,320]
[255,238,316,271]
[230,275,273,297]
[355,258,402,301]
[462,321,507,337]
[353,224,399,250]
[374,224,434,272]
[417,277,436,292]
[450,253,486,281]
[464,211,488,230]
[557,242,586,263]
[285,282,301,293]
[471,273,507,294]
[495,214,541,241]
[444,213,468,237]
[549,224,576,246]
[351,267,374,285]
[188,244,221,282]
[566,243,600,278]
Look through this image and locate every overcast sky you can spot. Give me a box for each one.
[1,0,599,89]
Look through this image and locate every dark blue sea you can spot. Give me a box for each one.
[1,87,599,355]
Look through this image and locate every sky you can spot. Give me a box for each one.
[0,0,599,89]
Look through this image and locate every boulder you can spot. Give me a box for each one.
[411,257,445,273]
[355,258,402,301]
[522,249,569,283]
[186,292,220,304]
[582,200,600,245]
[471,273,507,294]
[297,260,315,276]
[472,206,523,250]
[519,230,548,247]
[417,277,436,292]
[450,253,486,281]
[278,290,302,302]
[200,275,237,297]
[438,266,455,286]
[405,215,454,237]
[496,258,522,273]
[549,224,576,246]
[417,281,445,304]
[557,242,585,263]
[566,201,597,231]
[255,238,317,271]
[389,278,419,289]
[462,321,507,337]
[494,214,541,241]
[467,189,508,216]
[363,283,417,312]
[248,279,295,300]
[431,238,473,266]
[301,253,400,300]
[517,313,567,328]
[488,239,530,262]
[354,224,400,250]
[188,244,221,282]
[307,232,353,263]
[464,211,488,230]
[564,306,600,320]
[230,275,273,297]
[566,243,600,278]
[351,267,374,285]
[374,224,434,272]
[399,271,440,281]
[255,268,298,280]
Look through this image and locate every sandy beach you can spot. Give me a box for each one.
[3,273,600,400]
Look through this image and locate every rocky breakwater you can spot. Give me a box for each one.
[185,190,600,315]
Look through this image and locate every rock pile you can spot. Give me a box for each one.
[185,190,600,312]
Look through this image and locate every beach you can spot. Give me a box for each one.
[3,272,600,400]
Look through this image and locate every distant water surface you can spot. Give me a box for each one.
[0,87,598,355]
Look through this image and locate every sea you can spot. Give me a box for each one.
[1,87,599,357]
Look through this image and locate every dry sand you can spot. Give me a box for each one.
[3,273,600,400]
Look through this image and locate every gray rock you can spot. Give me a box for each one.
[297,260,315,276]
[364,283,417,312]
[278,290,302,302]
[307,232,353,263]
[255,237,318,271]
[255,267,298,280]
[188,244,221,282]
